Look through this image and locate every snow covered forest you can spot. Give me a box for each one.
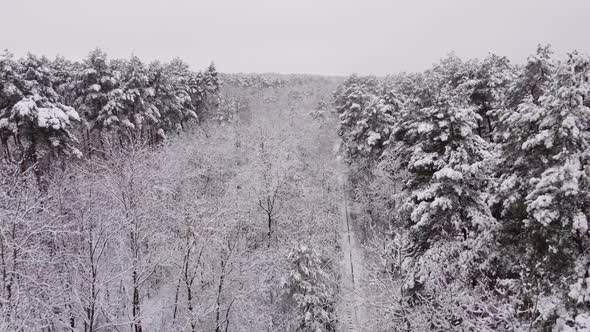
[1,44,590,332]
[335,46,590,331]
[0,49,341,331]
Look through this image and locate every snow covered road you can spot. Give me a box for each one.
[336,150,367,332]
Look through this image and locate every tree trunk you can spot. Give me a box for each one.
[86,128,91,157]
[486,115,494,142]
[184,248,196,332]
[186,282,195,332]
[215,261,226,332]
[172,275,181,324]
[267,212,272,248]
[7,222,17,303]
[1,137,11,161]
[132,270,142,332]
[68,303,75,331]
[86,270,97,331]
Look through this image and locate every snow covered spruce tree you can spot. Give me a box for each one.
[492,46,556,252]
[49,55,78,106]
[188,63,220,122]
[148,59,196,136]
[334,75,394,161]
[0,50,26,160]
[463,54,514,141]
[114,56,161,144]
[494,50,590,329]
[205,62,219,95]
[71,48,126,156]
[379,57,509,329]
[393,86,495,260]
[283,245,336,332]
[504,45,554,110]
[0,53,81,186]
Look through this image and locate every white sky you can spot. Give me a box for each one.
[1,0,589,75]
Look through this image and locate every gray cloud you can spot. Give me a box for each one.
[2,0,589,75]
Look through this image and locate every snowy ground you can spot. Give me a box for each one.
[335,145,368,332]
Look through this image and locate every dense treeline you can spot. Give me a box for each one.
[221,73,287,89]
[0,49,219,187]
[220,73,339,90]
[335,45,590,331]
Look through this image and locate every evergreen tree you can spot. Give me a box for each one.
[505,44,554,109]
[1,53,81,170]
[50,55,77,105]
[0,50,25,160]
[462,54,514,140]
[149,59,197,136]
[284,245,336,332]
[334,75,382,160]
[205,62,219,93]
[115,56,159,143]
[393,84,494,250]
[74,49,119,131]
[497,51,590,280]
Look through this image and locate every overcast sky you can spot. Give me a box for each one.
[1,0,589,75]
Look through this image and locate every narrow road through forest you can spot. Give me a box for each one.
[335,144,366,332]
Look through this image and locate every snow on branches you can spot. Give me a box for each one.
[0,48,220,182]
[335,46,590,330]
